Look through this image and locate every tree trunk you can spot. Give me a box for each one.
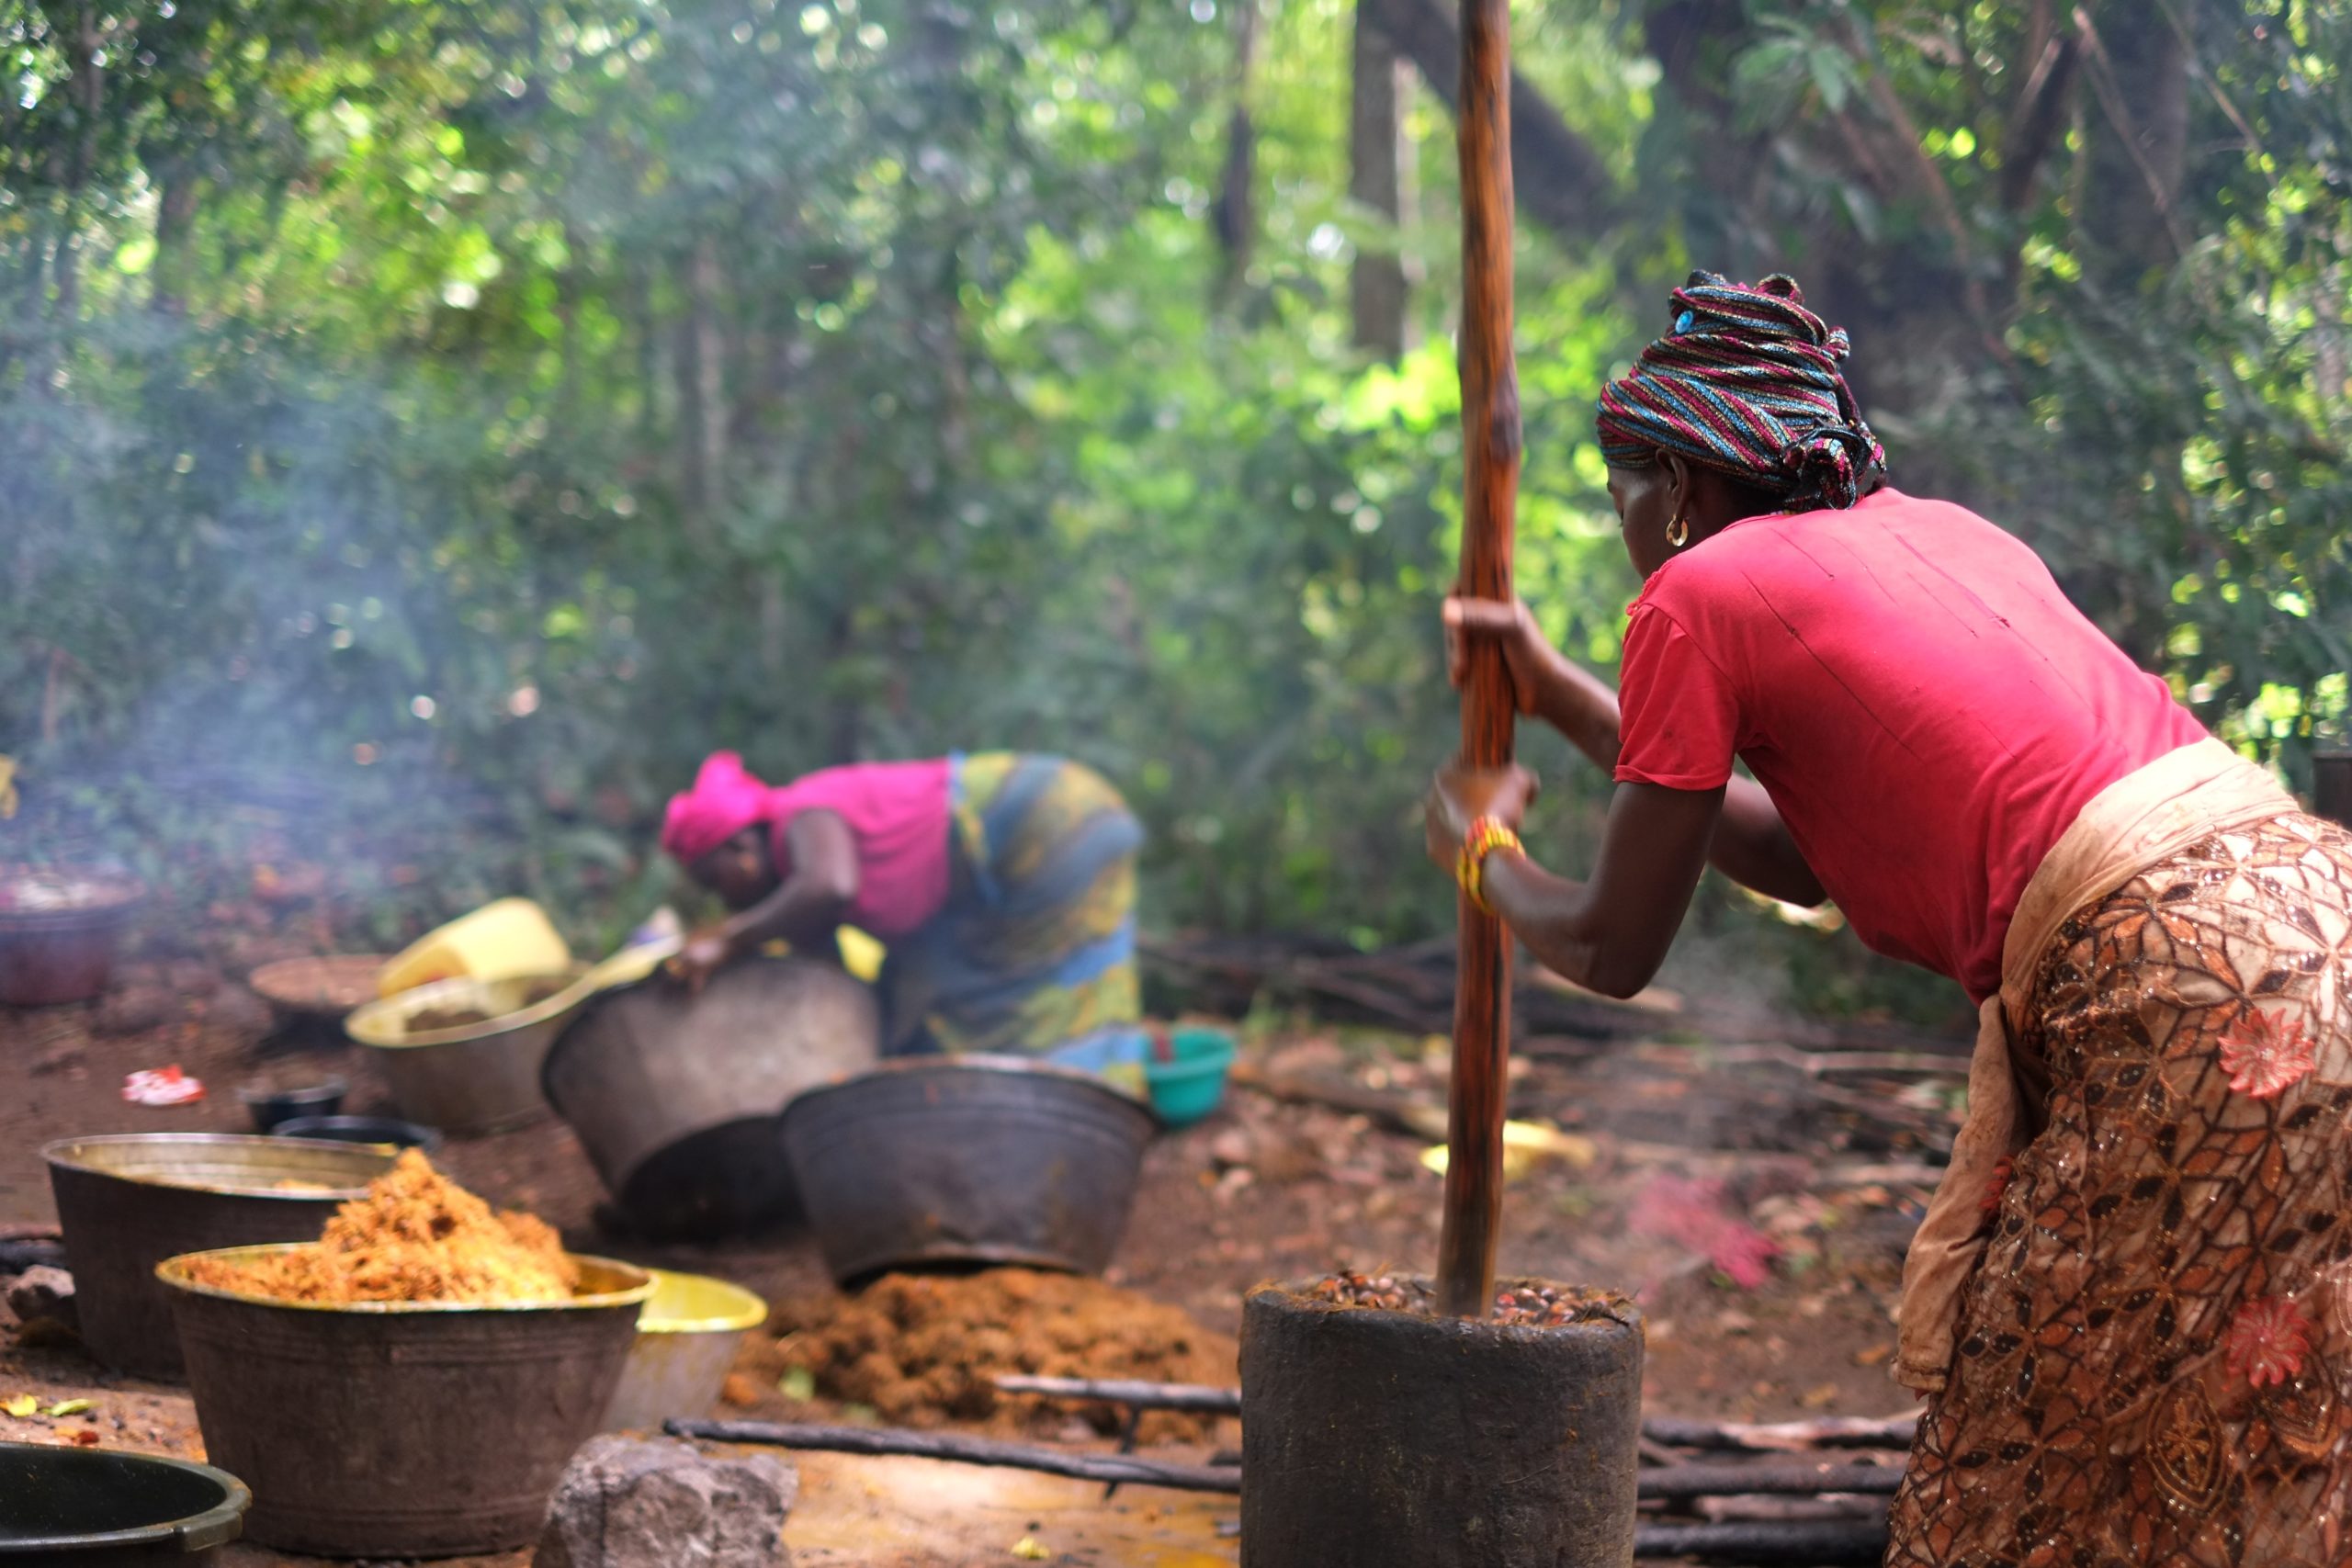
[2079,0,2191,283]
[1212,0,1264,302]
[1364,0,1622,238]
[151,165,198,317]
[678,238,729,523]
[50,6,104,342]
[632,264,662,440]
[1349,6,1411,360]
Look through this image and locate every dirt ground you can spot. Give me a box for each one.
[0,932,1953,1565]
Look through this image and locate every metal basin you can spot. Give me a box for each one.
[159,1246,651,1557]
[0,874,142,1007]
[0,1440,250,1563]
[345,969,588,1134]
[245,955,387,1046]
[779,1056,1156,1286]
[41,1134,398,1380]
[599,1269,769,1432]
[543,956,879,1239]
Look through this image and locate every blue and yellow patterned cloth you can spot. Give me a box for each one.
[878,753,1148,1090]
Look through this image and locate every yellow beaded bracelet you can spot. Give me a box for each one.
[1455,816,1523,915]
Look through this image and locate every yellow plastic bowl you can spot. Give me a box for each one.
[599,1269,769,1433]
[379,898,572,998]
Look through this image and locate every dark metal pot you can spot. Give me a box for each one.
[159,1247,651,1557]
[779,1055,1156,1286]
[0,880,143,1007]
[0,1439,250,1563]
[41,1134,398,1379]
[542,956,880,1240]
[1240,1278,1644,1568]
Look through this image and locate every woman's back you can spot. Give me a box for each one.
[1615,488,2207,997]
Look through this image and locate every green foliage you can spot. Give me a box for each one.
[0,0,2341,1023]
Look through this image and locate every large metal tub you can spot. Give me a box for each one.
[159,1246,650,1557]
[779,1056,1156,1286]
[41,1134,398,1380]
[543,956,879,1239]
[0,1440,250,1564]
[345,969,587,1134]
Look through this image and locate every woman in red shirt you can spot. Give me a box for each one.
[1433,271,2352,1565]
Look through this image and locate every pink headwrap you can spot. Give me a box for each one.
[660,751,779,863]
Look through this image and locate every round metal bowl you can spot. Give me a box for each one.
[0,874,143,1007]
[345,969,589,1134]
[599,1269,769,1433]
[40,1134,399,1380]
[158,1246,651,1557]
[543,956,880,1240]
[779,1056,1156,1286]
[0,1439,251,1563]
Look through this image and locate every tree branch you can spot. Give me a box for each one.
[1996,33,2081,213]
[1360,0,1622,238]
[2073,4,2191,265]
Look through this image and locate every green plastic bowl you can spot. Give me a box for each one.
[1146,1027,1236,1127]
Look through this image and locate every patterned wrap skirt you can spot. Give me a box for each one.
[877,753,1146,1075]
[1886,811,2352,1566]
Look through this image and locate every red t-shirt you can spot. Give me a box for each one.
[1614,489,2208,1000]
[765,759,954,939]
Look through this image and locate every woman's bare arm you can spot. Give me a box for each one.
[720,809,861,953]
[1426,769,1721,998]
[1445,596,1826,908]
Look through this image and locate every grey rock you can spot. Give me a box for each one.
[6,1265,78,1334]
[534,1435,796,1568]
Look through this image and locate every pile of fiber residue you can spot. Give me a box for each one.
[771,1269,1236,1440]
[179,1149,580,1305]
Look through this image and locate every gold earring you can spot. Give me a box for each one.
[1667,510,1690,548]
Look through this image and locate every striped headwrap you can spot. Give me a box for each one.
[1595,271,1887,512]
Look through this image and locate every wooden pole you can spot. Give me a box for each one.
[1434,0,1520,1320]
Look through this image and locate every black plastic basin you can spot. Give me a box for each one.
[270,1115,445,1154]
[0,1440,250,1563]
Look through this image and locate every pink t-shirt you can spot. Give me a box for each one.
[1614,489,2209,1001]
[765,759,954,939]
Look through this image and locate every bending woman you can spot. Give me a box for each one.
[1432,270,2352,1564]
[661,751,1148,1077]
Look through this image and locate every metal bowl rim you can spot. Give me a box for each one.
[636,1269,770,1336]
[154,1244,656,1314]
[345,967,592,1048]
[40,1133,394,1198]
[778,1053,1153,1126]
[246,954,390,1014]
[0,1438,251,1552]
[234,1077,351,1104]
[826,1241,1102,1281]
[0,874,146,919]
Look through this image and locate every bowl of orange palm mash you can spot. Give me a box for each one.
[155,1152,651,1557]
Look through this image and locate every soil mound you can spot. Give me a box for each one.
[772,1269,1236,1441]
